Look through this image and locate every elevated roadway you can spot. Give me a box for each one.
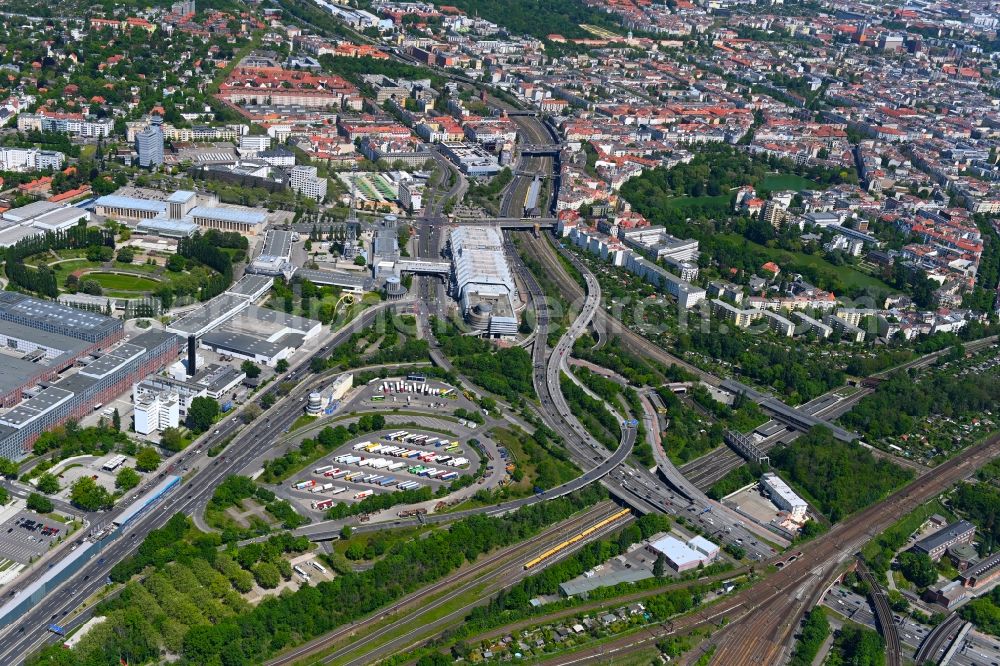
[513,234,776,558]
[0,301,411,663]
[532,430,1000,666]
[719,378,860,442]
[914,612,966,665]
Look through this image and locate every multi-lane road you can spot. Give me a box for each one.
[532,429,1000,665]
[0,302,407,663]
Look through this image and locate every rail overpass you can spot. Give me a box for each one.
[720,378,860,442]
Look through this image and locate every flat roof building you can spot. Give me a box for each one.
[450,226,519,337]
[294,268,371,294]
[760,472,808,521]
[0,320,92,408]
[0,329,181,459]
[166,293,251,338]
[914,520,976,561]
[248,229,294,276]
[0,292,123,345]
[199,305,321,367]
[96,190,269,236]
[189,205,267,236]
[226,274,274,302]
[646,534,718,572]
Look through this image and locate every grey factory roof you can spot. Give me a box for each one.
[0,386,74,428]
[190,364,245,395]
[228,305,319,336]
[294,268,371,290]
[261,229,294,259]
[189,205,267,225]
[2,200,61,222]
[559,568,653,597]
[0,292,123,341]
[0,320,90,394]
[94,194,169,214]
[0,358,53,396]
[79,343,144,380]
[0,225,43,248]
[226,274,273,300]
[166,293,250,337]
[31,206,89,230]
[200,329,289,359]
[0,319,90,357]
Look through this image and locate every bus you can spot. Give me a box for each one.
[371,395,385,402]
[407,374,426,382]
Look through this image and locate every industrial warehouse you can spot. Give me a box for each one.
[0,324,181,459]
[0,293,125,408]
[166,274,321,367]
[449,226,521,337]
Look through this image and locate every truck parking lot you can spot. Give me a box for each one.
[282,428,482,516]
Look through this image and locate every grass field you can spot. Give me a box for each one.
[725,235,893,292]
[759,174,821,191]
[82,272,161,292]
[50,259,103,273]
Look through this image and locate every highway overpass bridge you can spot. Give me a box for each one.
[720,379,860,443]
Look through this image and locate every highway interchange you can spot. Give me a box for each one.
[2,93,998,666]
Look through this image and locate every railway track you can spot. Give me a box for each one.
[856,561,902,666]
[330,509,637,666]
[533,430,1000,665]
[519,232,715,385]
[266,502,622,666]
[500,115,556,218]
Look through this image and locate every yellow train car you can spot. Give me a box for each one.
[524,508,631,570]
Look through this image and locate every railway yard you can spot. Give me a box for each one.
[4,58,1000,666]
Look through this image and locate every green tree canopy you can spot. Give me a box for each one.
[115,467,141,492]
[135,447,161,472]
[70,476,113,511]
[186,396,220,433]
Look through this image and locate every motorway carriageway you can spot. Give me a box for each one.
[517,232,776,560]
[267,502,629,666]
[532,429,1000,666]
[0,301,407,665]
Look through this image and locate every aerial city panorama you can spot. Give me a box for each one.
[0,0,996,664]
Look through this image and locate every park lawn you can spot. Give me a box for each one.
[82,272,161,292]
[759,174,821,191]
[727,235,894,292]
[50,259,104,273]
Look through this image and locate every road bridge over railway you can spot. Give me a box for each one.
[720,378,860,442]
